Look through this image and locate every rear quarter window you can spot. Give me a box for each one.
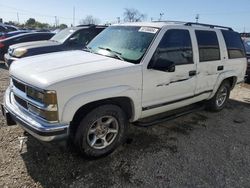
[222,30,245,59]
[195,30,220,62]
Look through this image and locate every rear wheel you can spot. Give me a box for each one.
[206,81,230,112]
[74,104,128,158]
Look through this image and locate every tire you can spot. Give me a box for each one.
[206,81,231,112]
[74,104,128,158]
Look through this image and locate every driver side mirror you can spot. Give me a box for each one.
[68,37,78,45]
[149,57,176,72]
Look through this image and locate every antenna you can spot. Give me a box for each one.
[159,13,164,21]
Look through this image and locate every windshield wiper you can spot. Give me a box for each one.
[98,46,124,61]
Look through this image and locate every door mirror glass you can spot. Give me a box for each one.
[150,57,176,72]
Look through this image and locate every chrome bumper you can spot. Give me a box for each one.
[2,87,69,142]
[4,53,18,68]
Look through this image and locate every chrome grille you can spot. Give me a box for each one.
[14,94,28,109]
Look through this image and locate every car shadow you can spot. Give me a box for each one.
[0,62,7,70]
[20,99,250,187]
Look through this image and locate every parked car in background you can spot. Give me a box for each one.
[243,38,250,81]
[0,24,18,33]
[0,32,54,61]
[0,30,32,40]
[4,25,107,66]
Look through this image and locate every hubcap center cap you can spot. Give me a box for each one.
[96,125,108,138]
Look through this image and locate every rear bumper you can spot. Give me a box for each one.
[2,87,69,142]
[4,53,18,68]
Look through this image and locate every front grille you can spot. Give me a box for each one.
[12,79,26,93]
[14,94,28,109]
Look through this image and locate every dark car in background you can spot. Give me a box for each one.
[0,30,32,40]
[0,24,18,33]
[243,39,250,81]
[0,32,54,61]
[4,25,107,67]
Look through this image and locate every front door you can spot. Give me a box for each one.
[141,29,197,117]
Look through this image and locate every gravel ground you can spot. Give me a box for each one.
[0,61,250,188]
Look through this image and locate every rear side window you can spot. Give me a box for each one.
[222,30,245,59]
[153,29,193,65]
[195,30,220,62]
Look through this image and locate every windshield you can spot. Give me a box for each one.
[244,40,250,53]
[50,28,75,43]
[86,26,158,64]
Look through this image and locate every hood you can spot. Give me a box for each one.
[10,50,135,89]
[9,40,60,50]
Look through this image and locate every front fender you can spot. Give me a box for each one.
[61,85,141,123]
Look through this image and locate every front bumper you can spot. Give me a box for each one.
[1,87,69,142]
[4,53,19,68]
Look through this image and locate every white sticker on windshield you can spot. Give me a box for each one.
[139,27,158,34]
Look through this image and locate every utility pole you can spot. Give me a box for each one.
[55,16,57,27]
[195,14,199,23]
[151,17,153,22]
[117,17,120,23]
[73,6,75,26]
[159,13,164,21]
[17,12,19,24]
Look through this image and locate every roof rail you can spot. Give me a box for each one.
[152,20,186,24]
[184,22,233,31]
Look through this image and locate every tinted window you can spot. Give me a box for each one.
[152,29,193,65]
[0,26,6,32]
[222,30,245,59]
[70,30,92,46]
[195,30,220,62]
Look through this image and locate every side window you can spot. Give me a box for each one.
[195,30,220,62]
[222,30,245,59]
[69,30,90,46]
[153,29,193,65]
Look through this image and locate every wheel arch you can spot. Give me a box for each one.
[69,97,135,138]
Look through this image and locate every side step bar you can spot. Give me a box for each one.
[133,102,205,127]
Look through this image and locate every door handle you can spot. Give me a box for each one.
[189,70,196,76]
[217,66,224,71]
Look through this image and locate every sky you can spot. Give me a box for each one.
[0,0,250,32]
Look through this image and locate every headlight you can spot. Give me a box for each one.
[26,86,58,122]
[12,48,27,57]
[26,86,57,105]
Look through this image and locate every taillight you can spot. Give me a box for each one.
[0,42,4,48]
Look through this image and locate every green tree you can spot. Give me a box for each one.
[26,18,36,26]
[59,24,68,29]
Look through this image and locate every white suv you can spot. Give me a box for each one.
[1,22,247,158]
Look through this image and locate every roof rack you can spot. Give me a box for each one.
[152,20,186,24]
[184,22,233,31]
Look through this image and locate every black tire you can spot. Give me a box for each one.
[206,81,231,112]
[74,104,128,159]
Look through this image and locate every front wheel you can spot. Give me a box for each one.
[206,81,231,112]
[74,104,128,158]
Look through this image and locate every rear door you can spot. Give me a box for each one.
[194,30,223,94]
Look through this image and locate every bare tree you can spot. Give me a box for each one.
[123,8,146,22]
[79,15,100,25]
